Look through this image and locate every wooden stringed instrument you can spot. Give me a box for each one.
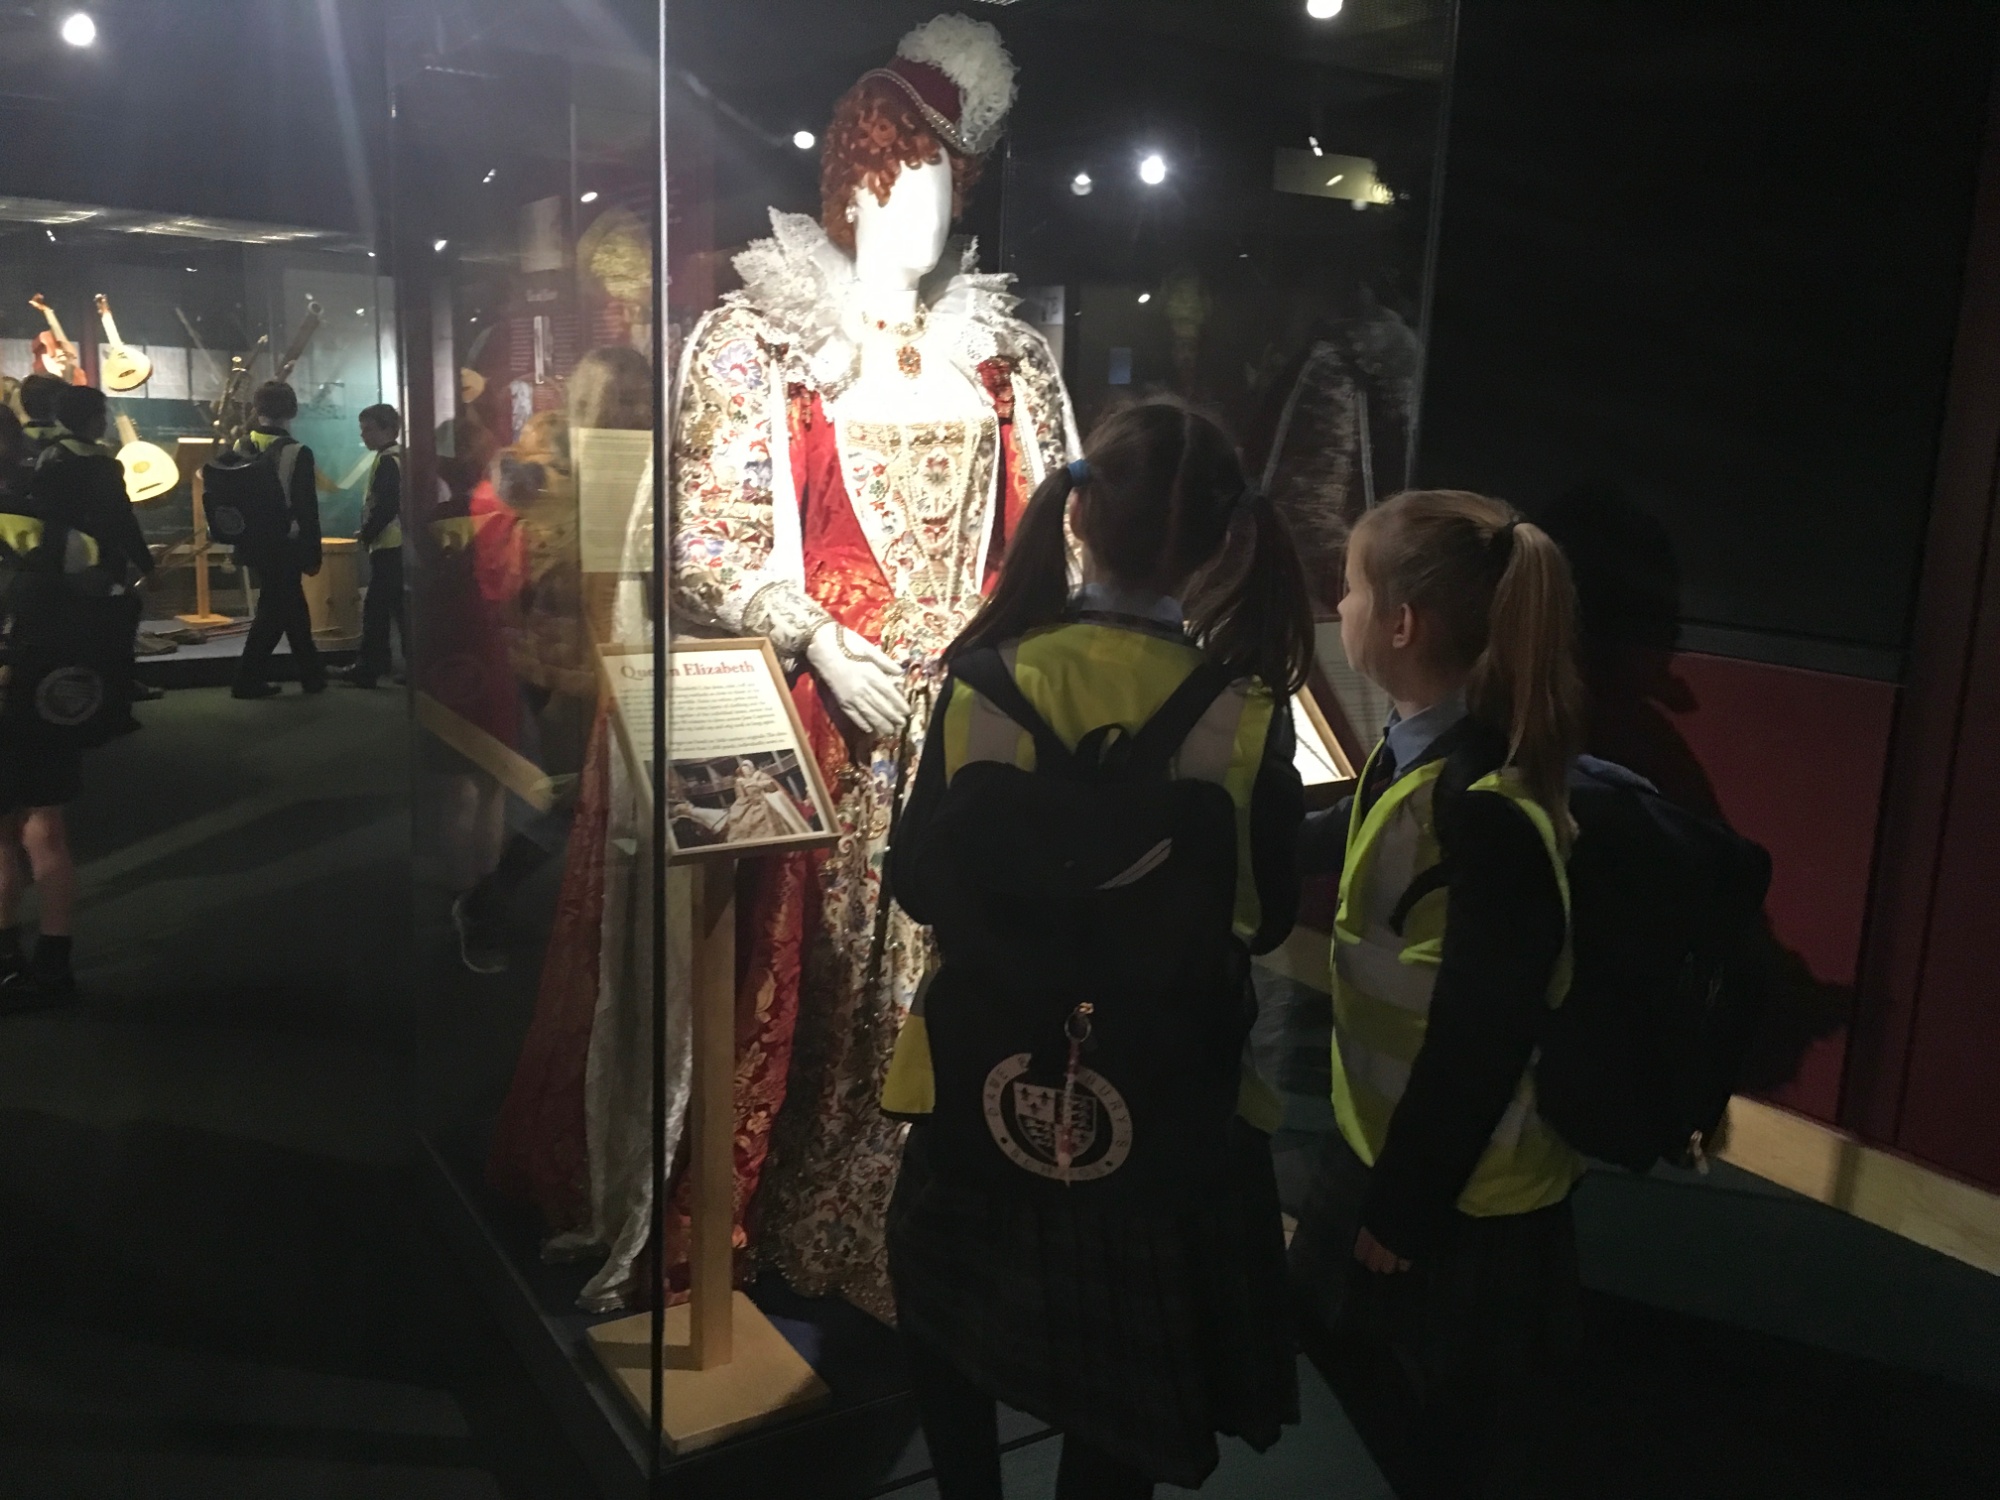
[27,295,86,385]
[272,300,323,386]
[94,294,153,393]
[113,411,177,504]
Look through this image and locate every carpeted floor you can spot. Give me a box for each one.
[0,685,597,1499]
[2,683,1997,1499]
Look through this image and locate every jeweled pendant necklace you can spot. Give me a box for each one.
[872,307,926,379]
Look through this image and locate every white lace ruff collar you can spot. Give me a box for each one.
[729,209,1027,399]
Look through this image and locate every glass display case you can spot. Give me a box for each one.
[397,2,1454,1490]
[0,201,390,642]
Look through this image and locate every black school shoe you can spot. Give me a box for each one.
[232,682,282,700]
[0,967,77,1015]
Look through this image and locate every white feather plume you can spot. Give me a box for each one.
[897,13,1017,155]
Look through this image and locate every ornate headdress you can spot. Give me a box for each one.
[859,13,1017,158]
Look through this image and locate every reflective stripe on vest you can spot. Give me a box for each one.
[880,621,1282,1122]
[368,444,403,551]
[1328,744,1583,1219]
[0,511,100,566]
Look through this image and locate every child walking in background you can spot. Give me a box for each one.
[1292,489,1587,1498]
[883,401,1315,1499]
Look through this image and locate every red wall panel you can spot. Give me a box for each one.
[1595,652,1899,1122]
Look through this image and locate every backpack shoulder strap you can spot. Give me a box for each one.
[1385,728,1505,937]
[951,646,1073,771]
[1125,657,1235,778]
[273,439,301,500]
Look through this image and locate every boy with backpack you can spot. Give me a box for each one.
[884,403,1317,1498]
[221,381,324,698]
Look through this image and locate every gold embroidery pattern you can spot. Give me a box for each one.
[839,418,999,663]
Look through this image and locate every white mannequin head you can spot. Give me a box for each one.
[850,153,952,290]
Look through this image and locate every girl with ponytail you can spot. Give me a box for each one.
[1292,488,1586,1495]
[885,400,1314,1496]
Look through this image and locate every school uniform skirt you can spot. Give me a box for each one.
[886,1117,1301,1487]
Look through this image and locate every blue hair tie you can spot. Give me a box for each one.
[1066,458,1090,485]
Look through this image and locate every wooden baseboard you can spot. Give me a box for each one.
[414,690,556,812]
[1250,931,2000,1278]
[1717,1097,2000,1278]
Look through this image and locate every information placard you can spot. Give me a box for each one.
[601,638,837,863]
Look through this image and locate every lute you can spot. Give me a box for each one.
[95,294,153,392]
[114,411,177,504]
[27,295,86,385]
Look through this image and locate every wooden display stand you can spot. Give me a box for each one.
[586,640,839,1455]
[173,438,237,628]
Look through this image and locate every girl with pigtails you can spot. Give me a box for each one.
[1292,489,1589,1498]
[883,400,1314,1497]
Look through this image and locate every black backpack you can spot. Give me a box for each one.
[901,647,1253,1205]
[0,518,135,748]
[1428,749,1773,1173]
[201,440,296,557]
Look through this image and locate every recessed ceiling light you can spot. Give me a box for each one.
[1138,153,1166,186]
[433,238,448,252]
[792,130,816,150]
[1070,171,1093,196]
[580,191,599,204]
[1306,0,1344,18]
[60,12,96,48]
[482,168,496,184]
[1137,292,1152,304]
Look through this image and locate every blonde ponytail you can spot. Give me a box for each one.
[1351,490,1586,832]
[1466,520,1585,822]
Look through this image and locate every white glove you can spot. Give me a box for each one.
[805,624,912,738]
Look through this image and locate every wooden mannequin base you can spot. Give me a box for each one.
[587,1293,832,1455]
[174,612,235,629]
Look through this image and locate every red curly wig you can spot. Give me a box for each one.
[820,75,984,253]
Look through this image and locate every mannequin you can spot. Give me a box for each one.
[487,14,1078,1319]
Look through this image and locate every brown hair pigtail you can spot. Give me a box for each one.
[945,463,1076,666]
[1189,487,1317,695]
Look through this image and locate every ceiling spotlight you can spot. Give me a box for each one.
[60,12,96,47]
[1308,135,1323,157]
[1137,292,1152,305]
[1138,153,1166,186]
[1306,0,1344,18]
[45,230,56,243]
[580,190,599,204]
[433,238,448,252]
[186,266,197,273]
[792,130,816,150]
[482,168,496,184]
[355,308,365,316]
[1070,171,1094,196]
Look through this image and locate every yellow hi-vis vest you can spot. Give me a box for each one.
[1330,745,1583,1218]
[366,443,403,551]
[880,620,1284,1129]
[0,511,100,571]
